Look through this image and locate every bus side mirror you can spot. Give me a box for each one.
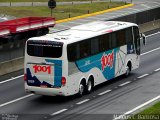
[140,33,146,46]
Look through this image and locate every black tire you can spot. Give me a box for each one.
[125,63,131,77]
[78,81,85,97]
[86,80,93,94]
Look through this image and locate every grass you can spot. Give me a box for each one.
[0,2,126,20]
[0,0,93,2]
[128,101,160,120]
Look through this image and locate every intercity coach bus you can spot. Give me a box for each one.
[24,21,146,96]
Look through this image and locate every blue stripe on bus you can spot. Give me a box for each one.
[45,59,62,87]
[75,48,119,80]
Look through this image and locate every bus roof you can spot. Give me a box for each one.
[29,21,138,44]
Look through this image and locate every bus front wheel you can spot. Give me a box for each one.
[125,62,132,77]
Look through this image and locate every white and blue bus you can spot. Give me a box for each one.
[24,21,145,96]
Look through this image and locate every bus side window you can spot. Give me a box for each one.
[111,32,117,48]
[67,43,78,62]
[108,34,112,49]
[117,30,125,46]
[125,28,133,44]
[99,34,109,52]
[91,37,99,55]
[125,27,134,54]
[80,40,91,58]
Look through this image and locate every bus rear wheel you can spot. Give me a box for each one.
[78,81,85,97]
[86,80,93,94]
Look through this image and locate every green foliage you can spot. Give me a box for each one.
[0,2,125,20]
[140,102,160,114]
[128,102,160,120]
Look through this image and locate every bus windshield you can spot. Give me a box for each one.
[27,40,63,58]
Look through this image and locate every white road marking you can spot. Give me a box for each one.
[119,81,131,87]
[0,94,34,108]
[146,31,160,38]
[76,99,90,105]
[113,95,160,120]
[0,75,24,85]
[141,47,160,56]
[51,109,68,116]
[137,74,149,79]
[98,90,112,96]
[154,68,160,72]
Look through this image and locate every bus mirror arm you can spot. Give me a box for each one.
[140,33,146,46]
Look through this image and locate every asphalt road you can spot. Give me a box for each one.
[0,32,160,120]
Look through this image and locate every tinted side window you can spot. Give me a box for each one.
[68,39,92,61]
[91,37,99,55]
[125,27,133,44]
[111,32,117,48]
[67,43,79,62]
[79,40,91,58]
[108,33,112,49]
[117,30,125,46]
[99,34,109,52]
